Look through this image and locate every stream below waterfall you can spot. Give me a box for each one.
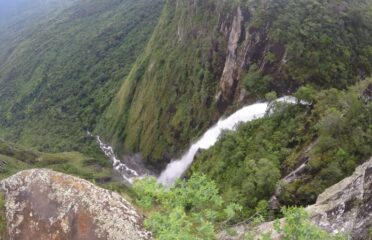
[95,96,298,185]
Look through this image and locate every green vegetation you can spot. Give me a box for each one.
[247,0,372,89]
[133,174,243,239]
[133,174,347,239]
[0,139,112,183]
[245,207,346,240]
[101,0,372,166]
[192,79,372,213]
[0,0,163,155]
[274,208,346,240]
[243,64,273,95]
[0,0,371,169]
[0,0,371,237]
[99,0,230,164]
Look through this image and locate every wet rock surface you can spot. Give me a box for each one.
[0,169,152,240]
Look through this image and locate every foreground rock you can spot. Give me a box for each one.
[219,157,372,239]
[308,157,372,239]
[0,169,152,240]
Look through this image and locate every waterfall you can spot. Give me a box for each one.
[93,96,299,186]
[96,136,139,184]
[158,96,298,186]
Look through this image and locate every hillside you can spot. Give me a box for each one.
[191,79,372,212]
[0,139,112,183]
[0,0,78,65]
[0,0,164,154]
[99,0,372,167]
[0,0,371,239]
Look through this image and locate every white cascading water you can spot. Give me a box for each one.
[158,96,298,186]
[95,135,139,184]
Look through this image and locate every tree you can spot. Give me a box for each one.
[133,174,243,240]
[294,85,317,104]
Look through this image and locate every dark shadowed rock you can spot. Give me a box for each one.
[0,169,152,240]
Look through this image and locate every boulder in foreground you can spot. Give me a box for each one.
[0,169,152,240]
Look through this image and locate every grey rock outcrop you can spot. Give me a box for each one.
[308,157,372,239]
[0,169,152,240]
[216,5,287,108]
[218,157,372,240]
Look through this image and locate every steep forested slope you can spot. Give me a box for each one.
[192,79,372,213]
[100,0,372,167]
[0,0,164,153]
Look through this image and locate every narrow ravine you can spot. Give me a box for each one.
[94,97,298,185]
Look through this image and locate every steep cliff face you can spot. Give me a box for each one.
[100,0,371,167]
[99,0,285,166]
[99,0,233,165]
[0,169,151,240]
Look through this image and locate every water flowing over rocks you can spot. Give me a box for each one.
[0,169,152,240]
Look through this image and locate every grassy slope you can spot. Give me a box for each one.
[0,0,164,154]
[0,139,113,182]
[100,0,372,167]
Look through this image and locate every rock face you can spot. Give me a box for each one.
[308,157,372,239]
[218,157,372,240]
[218,6,244,104]
[0,169,152,240]
[217,6,287,108]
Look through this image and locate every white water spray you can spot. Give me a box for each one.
[158,96,298,186]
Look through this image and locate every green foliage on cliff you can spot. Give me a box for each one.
[133,176,346,239]
[275,208,346,240]
[133,174,243,240]
[192,79,372,212]
[245,207,346,240]
[248,0,372,88]
[0,0,371,169]
[0,0,163,155]
[101,0,372,166]
[98,0,230,164]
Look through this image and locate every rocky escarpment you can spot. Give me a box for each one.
[219,157,372,240]
[216,6,286,108]
[0,169,152,240]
